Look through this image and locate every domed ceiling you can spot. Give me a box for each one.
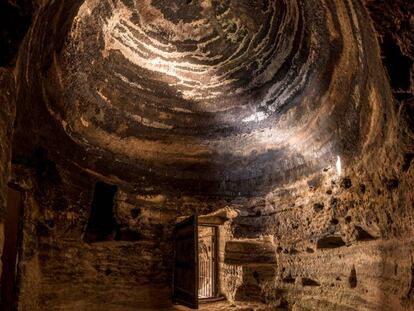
[16,0,392,196]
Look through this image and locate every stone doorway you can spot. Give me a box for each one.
[198,225,218,300]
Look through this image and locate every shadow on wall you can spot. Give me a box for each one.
[0,0,33,66]
[83,182,118,243]
[380,34,413,96]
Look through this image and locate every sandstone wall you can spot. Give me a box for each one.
[11,160,227,310]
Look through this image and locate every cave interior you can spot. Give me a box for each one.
[0,0,413,310]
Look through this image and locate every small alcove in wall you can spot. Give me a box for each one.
[83,182,118,243]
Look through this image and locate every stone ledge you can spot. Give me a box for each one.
[224,239,276,266]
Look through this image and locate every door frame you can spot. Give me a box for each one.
[198,224,220,302]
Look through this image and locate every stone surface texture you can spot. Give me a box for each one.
[0,68,16,280]
[0,0,412,310]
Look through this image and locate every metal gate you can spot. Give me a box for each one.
[198,226,217,299]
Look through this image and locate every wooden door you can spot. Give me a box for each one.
[1,186,23,311]
[173,215,199,309]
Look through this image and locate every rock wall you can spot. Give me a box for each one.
[9,160,228,309]
[231,144,414,309]
[365,0,414,99]
[0,69,16,282]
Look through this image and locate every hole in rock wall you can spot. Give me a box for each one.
[381,34,413,92]
[355,226,377,241]
[302,278,320,287]
[316,236,346,249]
[83,182,118,243]
[349,266,357,288]
[0,1,33,66]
